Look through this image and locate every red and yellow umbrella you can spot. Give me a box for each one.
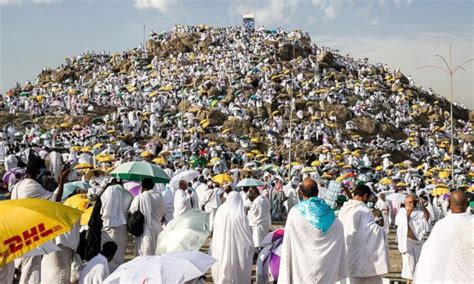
[0,199,81,266]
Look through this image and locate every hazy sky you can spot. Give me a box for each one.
[1,0,473,108]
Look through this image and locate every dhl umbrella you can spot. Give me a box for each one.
[212,174,233,184]
[0,199,81,266]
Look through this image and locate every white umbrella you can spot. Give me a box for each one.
[385,192,407,204]
[104,251,216,284]
[156,209,209,254]
[381,154,391,158]
[236,178,264,188]
[169,169,200,190]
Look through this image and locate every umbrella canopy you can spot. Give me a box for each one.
[0,199,81,266]
[2,167,26,183]
[63,194,93,225]
[169,170,200,190]
[386,192,407,204]
[62,181,92,201]
[123,181,141,197]
[111,161,170,184]
[156,209,209,254]
[104,251,216,284]
[236,178,264,188]
[212,174,233,184]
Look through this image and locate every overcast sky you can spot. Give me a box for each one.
[1,0,473,108]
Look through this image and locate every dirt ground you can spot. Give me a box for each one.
[124,222,404,283]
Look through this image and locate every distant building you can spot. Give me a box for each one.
[243,12,254,32]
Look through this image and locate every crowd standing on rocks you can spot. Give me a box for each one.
[0,25,473,284]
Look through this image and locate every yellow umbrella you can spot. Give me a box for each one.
[380,177,392,185]
[74,163,93,170]
[439,171,450,179]
[375,165,383,171]
[311,160,321,167]
[63,194,93,226]
[96,155,114,163]
[222,129,230,135]
[302,167,316,173]
[83,169,105,181]
[251,150,262,155]
[260,157,269,163]
[396,182,408,187]
[0,199,81,266]
[140,151,153,158]
[93,143,103,149]
[80,146,92,153]
[152,157,166,165]
[209,157,221,165]
[250,137,261,144]
[70,146,81,152]
[321,173,332,179]
[212,174,233,184]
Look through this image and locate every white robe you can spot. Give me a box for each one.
[79,254,109,284]
[100,185,132,272]
[48,151,62,182]
[414,212,472,284]
[211,192,253,283]
[41,222,80,284]
[338,200,389,278]
[395,208,429,280]
[445,220,474,283]
[248,195,271,248]
[11,178,55,200]
[129,189,165,256]
[278,208,348,283]
[173,189,191,218]
[161,187,174,224]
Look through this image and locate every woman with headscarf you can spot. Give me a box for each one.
[210,192,253,283]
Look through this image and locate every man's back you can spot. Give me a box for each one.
[279,208,347,283]
[414,213,472,283]
[338,199,389,278]
[79,254,109,284]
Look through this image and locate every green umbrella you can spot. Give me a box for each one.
[19,92,30,97]
[236,178,264,188]
[62,181,91,201]
[111,161,170,183]
[190,157,207,168]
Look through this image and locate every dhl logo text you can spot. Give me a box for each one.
[0,223,62,259]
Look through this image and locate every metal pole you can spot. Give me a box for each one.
[288,42,296,182]
[449,45,455,188]
[142,25,146,51]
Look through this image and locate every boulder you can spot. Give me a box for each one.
[353,116,378,136]
[222,116,255,136]
[316,51,334,66]
[278,43,311,61]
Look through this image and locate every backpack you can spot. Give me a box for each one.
[127,203,145,236]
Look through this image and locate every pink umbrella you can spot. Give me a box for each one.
[124,181,141,197]
[257,228,285,282]
[2,167,26,184]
